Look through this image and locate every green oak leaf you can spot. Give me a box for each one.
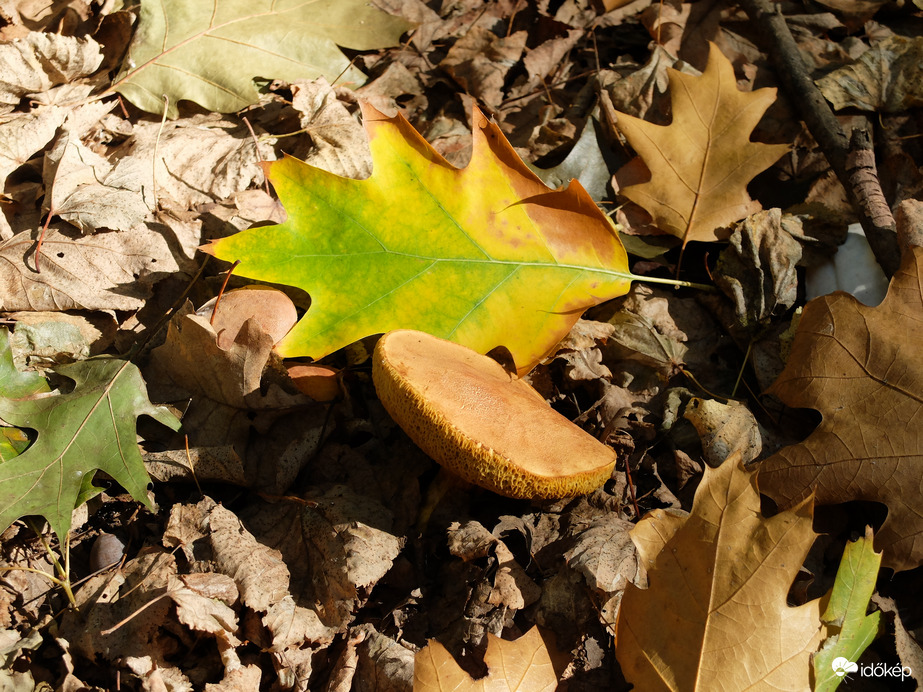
[813,528,882,691]
[0,355,180,541]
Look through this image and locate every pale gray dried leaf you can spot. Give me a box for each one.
[9,310,116,364]
[606,311,687,375]
[110,114,276,210]
[263,595,337,650]
[447,519,497,561]
[43,131,150,232]
[715,209,803,333]
[163,497,213,563]
[291,78,371,179]
[599,45,695,120]
[818,35,923,112]
[61,551,176,664]
[447,520,540,612]
[0,225,179,311]
[683,398,763,466]
[530,118,611,201]
[564,511,639,623]
[167,574,240,643]
[0,106,66,183]
[0,33,103,104]
[557,319,616,352]
[145,445,248,487]
[207,504,290,612]
[204,664,262,692]
[181,572,239,604]
[352,624,414,692]
[301,485,402,626]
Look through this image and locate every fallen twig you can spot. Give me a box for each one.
[738,0,901,277]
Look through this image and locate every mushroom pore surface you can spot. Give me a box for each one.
[373,330,617,499]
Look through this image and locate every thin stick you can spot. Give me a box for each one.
[210,259,241,326]
[33,207,54,274]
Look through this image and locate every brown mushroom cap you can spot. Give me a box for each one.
[373,330,617,499]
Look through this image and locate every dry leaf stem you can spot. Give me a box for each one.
[739,0,901,277]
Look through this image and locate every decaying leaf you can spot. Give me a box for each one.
[616,456,826,690]
[758,247,923,572]
[111,0,413,117]
[43,129,149,233]
[0,225,179,312]
[414,626,557,692]
[0,107,66,185]
[0,346,180,541]
[0,33,102,105]
[614,43,789,246]
[817,35,923,113]
[205,103,634,376]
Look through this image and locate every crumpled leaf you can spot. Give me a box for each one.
[0,33,103,105]
[110,114,277,211]
[111,0,413,117]
[613,43,789,246]
[564,512,639,625]
[758,247,923,572]
[813,527,882,692]
[0,351,180,541]
[0,225,180,312]
[817,36,923,113]
[616,456,826,690]
[43,129,150,233]
[163,498,337,650]
[414,626,557,692]
[714,208,804,333]
[205,103,634,376]
[0,106,66,184]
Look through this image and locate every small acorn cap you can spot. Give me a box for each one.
[373,330,617,499]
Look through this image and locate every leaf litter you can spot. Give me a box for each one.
[0,1,921,690]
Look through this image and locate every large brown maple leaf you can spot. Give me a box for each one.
[758,246,923,572]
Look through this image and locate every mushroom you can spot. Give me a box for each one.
[373,330,617,499]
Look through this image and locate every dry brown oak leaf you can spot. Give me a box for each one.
[758,246,923,573]
[414,626,557,691]
[617,456,825,690]
[614,42,789,247]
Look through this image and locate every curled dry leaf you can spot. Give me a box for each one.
[817,35,923,113]
[414,626,557,692]
[197,286,297,350]
[43,130,150,233]
[0,33,103,104]
[614,43,789,247]
[616,456,826,690]
[758,246,923,572]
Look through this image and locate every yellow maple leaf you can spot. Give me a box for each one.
[614,43,789,247]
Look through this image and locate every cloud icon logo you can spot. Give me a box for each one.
[832,657,859,677]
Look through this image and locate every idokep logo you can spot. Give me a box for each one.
[831,656,913,681]
[832,657,859,677]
